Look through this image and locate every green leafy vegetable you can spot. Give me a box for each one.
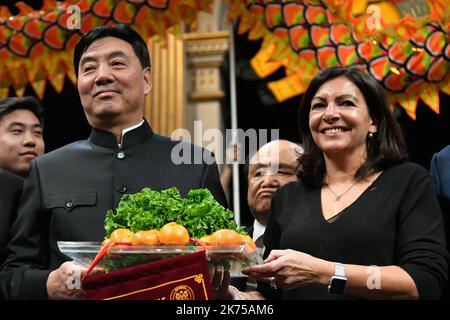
[104,187,243,239]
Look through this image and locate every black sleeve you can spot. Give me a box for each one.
[0,171,23,266]
[396,168,449,299]
[429,153,442,196]
[256,189,283,300]
[437,195,450,299]
[0,161,51,299]
[200,159,229,209]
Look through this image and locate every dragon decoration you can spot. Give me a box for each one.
[0,0,449,120]
[0,0,211,99]
[227,0,450,119]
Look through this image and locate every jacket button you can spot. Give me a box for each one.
[116,186,127,193]
[66,201,73,208]
[117,151,125,159]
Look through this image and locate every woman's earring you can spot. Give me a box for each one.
[368,132,374,138]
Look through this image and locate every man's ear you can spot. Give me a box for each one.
[143,67,152,95]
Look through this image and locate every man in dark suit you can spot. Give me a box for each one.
[0,24,227,300]
[430,144,450,299]
[430,145,450,201]
[0,169,23,267]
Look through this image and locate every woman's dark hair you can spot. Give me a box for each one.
[297,66,407,188]
[73,24,151,77]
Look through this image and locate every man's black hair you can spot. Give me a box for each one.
[73,24,151,77]
[0,96,44,125]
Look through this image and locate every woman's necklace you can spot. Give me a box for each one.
[326,178,361,201]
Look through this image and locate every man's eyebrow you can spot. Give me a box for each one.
[8,122,42,128]
[7,122,25,128]
[79,51,128,66]
[249,163,266,172]
[79,55,97,67]
[108,51,128,60]
[278,162,296,169]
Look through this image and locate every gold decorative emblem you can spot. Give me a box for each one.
[170,285,195,300]
[194,274,203,283]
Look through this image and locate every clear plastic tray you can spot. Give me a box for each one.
[57,241,264,276]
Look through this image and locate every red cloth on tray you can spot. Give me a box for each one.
[82,250,214,300]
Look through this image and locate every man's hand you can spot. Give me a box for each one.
[46,261,85,300]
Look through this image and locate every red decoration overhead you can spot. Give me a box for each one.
[227,0,450,120]
[0,0,212,98]
[0,0,449,121]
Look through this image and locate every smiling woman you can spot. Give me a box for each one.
[308,77,377,160]
[298,66,407,189]
[222,66,448,301]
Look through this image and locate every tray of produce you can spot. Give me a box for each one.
[58,239,262,276]
[58,187,263,276]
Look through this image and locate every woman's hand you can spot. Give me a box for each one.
[243,249,332,289]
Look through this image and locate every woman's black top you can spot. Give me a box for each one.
[258,162,448,300]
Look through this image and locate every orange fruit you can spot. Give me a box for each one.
[131,230,160,246]
[199,235,218,246]
[200,235,211,242]
[159,222,190,245]
[109,228,134,244]
[240,234,256,250]
[210,229,242,246]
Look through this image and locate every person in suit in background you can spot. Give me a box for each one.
[228,140,303,292]
[0,169,23,268]
[430,144,450,201]
[430,144,450,299]
[0,24,227,300]
[246,140,303,261]
[0,96,45,177]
